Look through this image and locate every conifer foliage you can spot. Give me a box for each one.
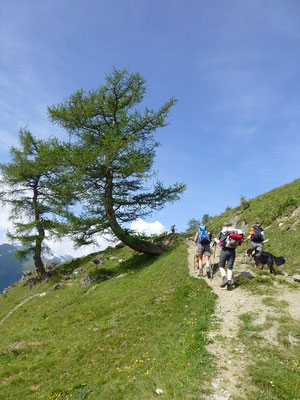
[48,68,185,255]
[0,130,69,278]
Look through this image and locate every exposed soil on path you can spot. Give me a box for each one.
[185,239,299,400]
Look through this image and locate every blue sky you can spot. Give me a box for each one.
[0,0,299,253]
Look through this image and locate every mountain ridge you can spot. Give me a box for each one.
[0,243,73,293]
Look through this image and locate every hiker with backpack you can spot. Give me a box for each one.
[194,223,212,278]
[171,224,177,234]
[246,223,264,253]
[214,222,244,291]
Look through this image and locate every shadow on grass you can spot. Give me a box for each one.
[47,253,99,279]
[47,238,181,285]
[88,253,159,285]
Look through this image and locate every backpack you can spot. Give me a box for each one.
[220,230,244,248]
[252,225,264,242]
[197,225,210,245]
[225,235,239,249]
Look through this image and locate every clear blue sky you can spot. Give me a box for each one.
[1,0,300,241]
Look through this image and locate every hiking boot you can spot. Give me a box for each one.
[206,266,211,279]
[220,276,228,288]
[227,281,233,291]
[198,268,203,277]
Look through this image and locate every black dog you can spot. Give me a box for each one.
[246,249,286,275]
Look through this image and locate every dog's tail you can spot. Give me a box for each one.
[274,256,286,266]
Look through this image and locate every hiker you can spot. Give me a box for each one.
[214,222,244,291]
[194,223,212,278]
[246,223,265,253]
[171,224,176,234]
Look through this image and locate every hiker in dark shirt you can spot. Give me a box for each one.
[246,223,265,253]
[214,222,244,291]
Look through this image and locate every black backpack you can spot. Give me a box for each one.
[252,225,263,242]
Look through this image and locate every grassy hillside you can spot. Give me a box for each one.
[0,179,299,400]
[208,178,300,275]
[0,237,216,400]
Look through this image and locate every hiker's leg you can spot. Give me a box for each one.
[199,255,203,269]
[204,254,210,277]
[226,250,235,275]
[219,247,230,276]
[219,249,228,277]
[204,255,210,267]
[226,250,235,290]
[202,245,211,277]
[198,257,204,276]
[219,249,229,286]
[197,245,204,276]
[195,245,201,268]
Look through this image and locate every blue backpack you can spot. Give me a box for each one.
[197,225,210,245]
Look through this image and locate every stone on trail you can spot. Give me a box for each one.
[50,283,64,291]
[293,274,300,282]
[115,273,128,279]
[234,271,254,281]
[214,395,231,400]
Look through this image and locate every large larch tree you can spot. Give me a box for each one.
[48,68,185,255]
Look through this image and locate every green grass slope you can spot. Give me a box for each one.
[0,238,216,400]
[208,178,300,275]
[1,179,298,400]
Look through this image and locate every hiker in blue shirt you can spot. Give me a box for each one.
[194,223,212,278]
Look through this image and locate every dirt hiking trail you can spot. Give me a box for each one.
[186,239,299,400]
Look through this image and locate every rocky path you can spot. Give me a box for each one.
[186,239,299,400]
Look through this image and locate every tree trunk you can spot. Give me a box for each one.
[33,183,48,279]
[33,252,47,280]
[104,173,164,256]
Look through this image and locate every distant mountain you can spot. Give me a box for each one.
[0,244,23,293]
[0,243,73,293]
[44,248,74,264]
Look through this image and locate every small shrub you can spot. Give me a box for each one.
[240,195,250,210]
